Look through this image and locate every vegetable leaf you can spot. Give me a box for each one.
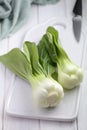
[23,41,44,75]
[38,35,57,77]
[0,48,32,81]
[46,26,58,43]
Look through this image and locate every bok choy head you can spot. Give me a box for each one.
[0,41,64,108]
[38,26,83,89]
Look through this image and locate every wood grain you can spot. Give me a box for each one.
[0,38,8,130]
[0,0,86,130]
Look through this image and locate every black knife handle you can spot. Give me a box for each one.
[73,0,82,16]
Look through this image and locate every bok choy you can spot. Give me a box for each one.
[38,26,83,89]
[0,41,64,108]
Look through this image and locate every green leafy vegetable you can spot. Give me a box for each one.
[38,26,83,89]
[0,41,64,108]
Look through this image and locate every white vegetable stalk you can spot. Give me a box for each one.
[57,59,83,89]
[29,75,64,107]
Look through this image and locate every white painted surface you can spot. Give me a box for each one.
[0,0,86,130]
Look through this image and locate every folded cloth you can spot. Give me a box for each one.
[0,0,60,40]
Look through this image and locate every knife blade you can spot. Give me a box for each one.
[73,0,82,42]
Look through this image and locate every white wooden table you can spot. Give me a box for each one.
[0,0,87,130]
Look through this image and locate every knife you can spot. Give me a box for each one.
[73,0,82,42]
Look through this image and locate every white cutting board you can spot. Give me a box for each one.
[5,18,85,121]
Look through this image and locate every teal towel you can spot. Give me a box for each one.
[0,0,60,40]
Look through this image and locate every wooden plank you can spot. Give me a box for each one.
[82,0,87,33]
[0,38,8,130]
[4,5,39,130]
[4,116,39,130]
[82,0,87,19]
[77,31,87,130]
[65,0,76,17]
[78,71,87,130]
[77,0,87,129]
[38,0,66,23]
[40,120,77,130]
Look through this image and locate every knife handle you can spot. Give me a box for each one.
[73,0,82,16]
